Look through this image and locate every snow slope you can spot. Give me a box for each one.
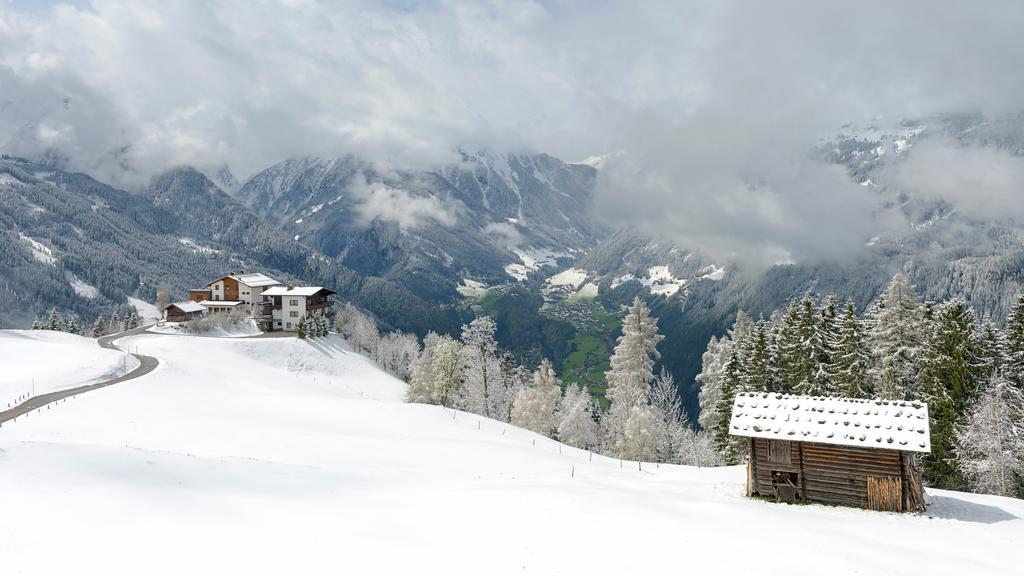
[1,333,1022,575]
[0,330,138,408]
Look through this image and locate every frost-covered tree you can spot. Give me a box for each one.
[1005,295,1024,385]
[775,298,813,393]
[649,369,688,462]
[830,301,870,398]
[976,318,1006,385]
[92,316,106,338]
[696,335,733,432]
[377,331,420,380]
[956,375,1024,498]
[339,303,380,353]
[810,294,841,394]
[407,332,441,403]
[557,384,598,449]
[493,352,527,423]
[458,316,500,418]
[511,359,561,436]
[46,307,63,331]
[741,319,772,393]
[866,274,926,400]
[296,315,308,339]
[618,405,660,462]
[122,311,139,331]
[431,335,463,408]
[603,297,663,450]
[107,311,120,335]
[65,317,79,335]
[676,427,724,467]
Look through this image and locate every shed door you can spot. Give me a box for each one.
[867,475,902,512]
[767,440,792,464]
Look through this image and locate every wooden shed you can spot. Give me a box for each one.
[729,392,929,512]
[161,301,205,323]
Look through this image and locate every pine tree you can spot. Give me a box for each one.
[811,294,841,395]
[830,301,870,398]
[557,384,598,450]
[956,374,1024,498]
[975,318,1006,387]
[775,299,810,393]
[1004,295,1024,386]
[92,316,106,338]
[618,404,660,462]
[603,297,663,450]
[122,312,139,331]
[713,350,744,463]
[494,352,526,423]
[511,359,562,437]
[741,319,772,393]
[790,295,819,394]
[866,274,925,400]
[31,318,43,330]
[66,317,79,335]
[107,311,120,335]
[296,316,307,339]
[47,307,63,331]
[696,335,733,432]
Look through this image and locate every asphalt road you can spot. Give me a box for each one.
[0,325,159,425]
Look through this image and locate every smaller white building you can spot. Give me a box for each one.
[262,286,336,332]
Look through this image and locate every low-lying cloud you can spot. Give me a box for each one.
[2,1,1023,264]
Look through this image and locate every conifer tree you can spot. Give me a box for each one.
[494,352,527,423]
[741,319,772,393]
[296,316,307,339]
[775,299,811,393]
[107,311,120,335]
[47,307,63,331]
[866,274,925,400]
[1005,295,1024,386]
[649,369,688,462]
[713,350,744,463]
[811,294,841,394]
[830,301,870,398]
[975,318,1006,387]
[66,317,79,335]
[511,359,562,436]
[956,374,1024,498]
[603,297,663,451]
[92,316,106,338]
[696,335,733,432]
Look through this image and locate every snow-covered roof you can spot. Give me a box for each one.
[729,392,931,453]
[262,286,332,297]
[233,272,281,287]
[199,300,244,307]
[163,301,205,313]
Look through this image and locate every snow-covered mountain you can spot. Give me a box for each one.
[1,329,1020,574]
[234,152,607,301]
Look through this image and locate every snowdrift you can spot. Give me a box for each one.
[0,332,1021,575]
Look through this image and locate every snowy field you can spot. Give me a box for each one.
[1,332,1022,575]
[147,318,263,337]
[0,330,138,408]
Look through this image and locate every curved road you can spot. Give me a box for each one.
[0,325,159,425]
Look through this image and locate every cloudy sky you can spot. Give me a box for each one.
[2,0,1022,263]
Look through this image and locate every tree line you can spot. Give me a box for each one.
[696,273,1024,497]
[31,308,139,337]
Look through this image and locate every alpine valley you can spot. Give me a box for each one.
[4,113,1024,416]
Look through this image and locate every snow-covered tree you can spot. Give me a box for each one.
[92,316,106,338]
[458,316,501,418]
[775,298,813,393]
[557,384,598,449]
[649,369,688,462]
[431,335,463,408]
[866,274,926,400]
[296,315,308,339]
[956,374,1024,498]
[46,307,63,331]
[675,427,724,467]
[830,301,870,398]
[493,352,527,423]
[1004,295,1024,385]
[107,311,120,335]
[603,297,663,450]
[511,359,561,436]
[377,331,420,380]
[696,335,733,432]
[713,349,744,463]
[122,311,139,331]
[617,404,660,462]
[741,319,772,393]
[65,317,79,335]
[339,303,380,353]
[976,318,1006,385]
[407,332,441,403]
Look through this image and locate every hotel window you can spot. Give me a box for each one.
[290,311,299,317]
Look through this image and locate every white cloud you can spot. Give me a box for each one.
[349,177,458,230]
[2,1,1023,262]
